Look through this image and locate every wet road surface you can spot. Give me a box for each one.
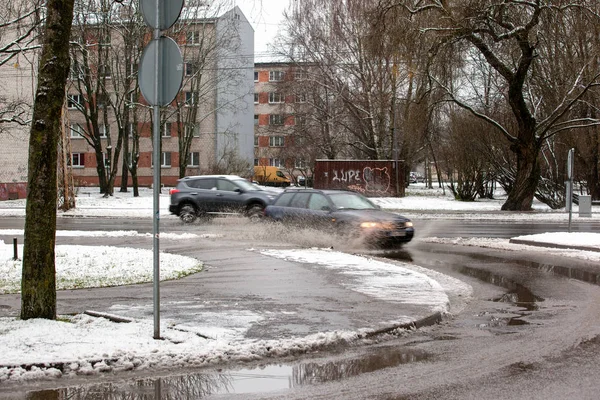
[1,217,600,398]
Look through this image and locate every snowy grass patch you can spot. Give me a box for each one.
[0,243,202,294]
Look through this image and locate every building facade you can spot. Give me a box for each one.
[0,3,254,200]
[253,62,310,182]
[66,5,254,187]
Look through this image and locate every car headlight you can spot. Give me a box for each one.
[360,221,380,229]
[360,222,395,229]
[405,221,413,228]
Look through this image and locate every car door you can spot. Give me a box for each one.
[185,178,217,212]
[277,191,311,224]
[214,178,244,212]
[306,193,334,227]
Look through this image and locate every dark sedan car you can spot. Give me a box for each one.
[263,189,414,248]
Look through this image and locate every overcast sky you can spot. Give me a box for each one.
[235,0,289,60]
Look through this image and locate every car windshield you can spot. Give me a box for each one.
[329,193,377,210]
[233,179,263,191]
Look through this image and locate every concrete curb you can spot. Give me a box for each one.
[509,239,600,253]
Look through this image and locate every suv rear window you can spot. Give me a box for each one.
[216,179,239,192]
[187,178,216,189]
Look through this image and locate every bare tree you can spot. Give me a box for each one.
[388,0,600,210]
[280,1,403,161]
[0,0,42,130]
[68,0,120,195]
[21,0,75,320]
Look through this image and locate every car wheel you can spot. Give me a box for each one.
[179,204,198,223]
[246,204,264,221]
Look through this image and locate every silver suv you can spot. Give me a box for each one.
[169,175,279,223]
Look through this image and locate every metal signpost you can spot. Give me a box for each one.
[567,148,574,233]
[138,0,184,339]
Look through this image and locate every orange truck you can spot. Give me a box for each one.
[253,166,291,187]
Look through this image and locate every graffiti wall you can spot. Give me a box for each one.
[0,182,27,201]
[313,160,405,197]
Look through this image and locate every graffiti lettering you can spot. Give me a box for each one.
[332,169,361,183]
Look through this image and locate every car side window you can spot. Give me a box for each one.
[216,179,239,192]
[308,193,330,211]
[274,192,295,207]
[289,192,311,208]
[188,178,215,189]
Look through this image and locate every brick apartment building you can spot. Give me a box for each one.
[66,5,254,188]
[0,4,254,200]
[253,62,309,181]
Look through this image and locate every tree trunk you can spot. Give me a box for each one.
[120,130,129,193]
[501,140,541,211]
[21,0,75,320]
[132,172,139,197]
[589,131,600,200]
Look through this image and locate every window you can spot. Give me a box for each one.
[269,114,284,125]
[127,123,135,138]
[185,91,197,106]
[269,158,283,167]
[99,124,107,138]
[308,194,330,211]
[290,192,310,208]
[295,69,308,80]
[98,64,111,78]
[185,123,200,137]
[254,135,259,146]
[296,93,307,103]
[97,93,107,108]
[162,122,171,137]
[69,63,83,80]
[187,152,200,167]
[185,62,195,76]
[254,114,259,126]
[254,71,259,82]
[269,136,284,147]
[161,152,171,167]
[186,31,200,45]
[70,153,85,167]
[269,92,284,104]
[67,94,83,109]
[188,177,216,189]
[127,152,136,168]
[254,93,259,104]
[295,114,306,126]
[269,70,284,82]
[295,159,307,169]
[216,179,238,191]
[127,91,136,108]
[69,123,84,138]
[254,158,259,166]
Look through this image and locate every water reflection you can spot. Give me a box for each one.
[26,348,429,399]
[458,266,543,311]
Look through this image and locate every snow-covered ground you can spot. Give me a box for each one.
[0,184,598,382]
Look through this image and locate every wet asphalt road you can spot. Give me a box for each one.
[1,216,600,398]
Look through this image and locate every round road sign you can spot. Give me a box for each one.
[139,36,184,107]
[140,0,184,30]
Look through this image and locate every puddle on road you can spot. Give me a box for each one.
[458,266,543,326]
[430,248,600,287]
[458,266,543,311]
[21,348,430,398]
